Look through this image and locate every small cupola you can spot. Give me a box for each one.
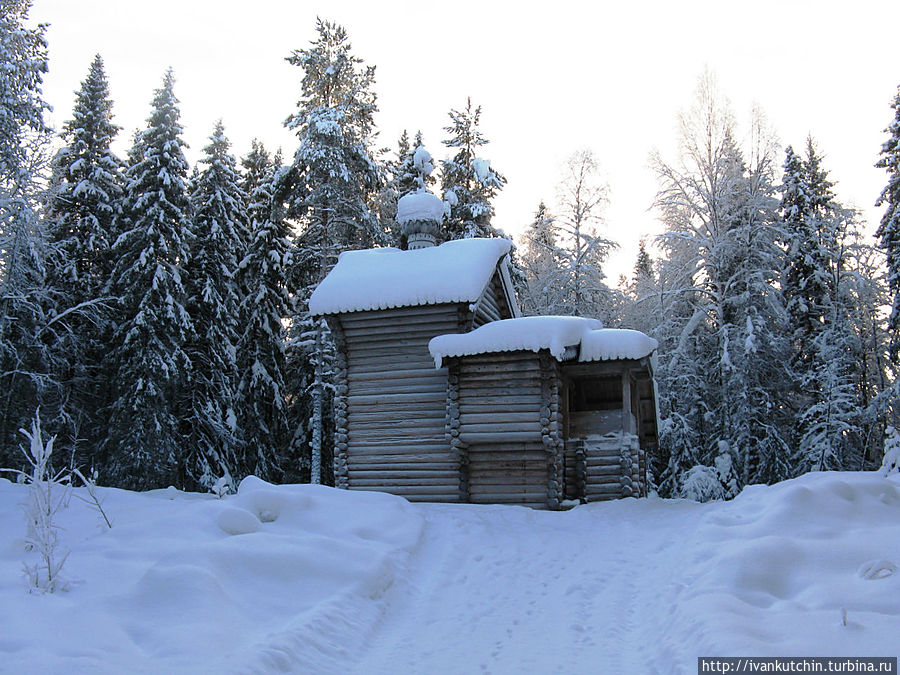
[397,189,445,250]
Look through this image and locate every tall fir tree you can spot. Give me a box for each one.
[44,54,124,465]
[278,19,383,484]
[236,146,291,483]
[181,121,247,490]
[103,70,193,490]
[652,75,792,495]
[0,0,55,466]
[876,84,900,354]
[441,98,506,240]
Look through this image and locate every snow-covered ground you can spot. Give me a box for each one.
[1,471,898,674]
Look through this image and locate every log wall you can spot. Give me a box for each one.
[453,351,562,509]
[337,304,462,502]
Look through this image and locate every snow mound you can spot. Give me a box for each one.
[309,238,512,315]
[397,190,444,224]
[429,316,657,367]
[216,507,260,535]
[669,472,900,658]
[0,477,424,674]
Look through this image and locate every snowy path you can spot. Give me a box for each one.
[353,499,701,674]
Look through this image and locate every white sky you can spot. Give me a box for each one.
[30,0,900,281]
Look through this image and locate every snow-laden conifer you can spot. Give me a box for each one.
[279,19,384,484]
[181,121,247,491]
[44,55,124,466]
[441,99,506,240]
[236,144,291,482]
[103,70,193,490]
[876,84,900,350]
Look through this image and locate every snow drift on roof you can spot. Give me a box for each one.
[580,329,659,362]
[428,316,657,368]
[309,238,512,315]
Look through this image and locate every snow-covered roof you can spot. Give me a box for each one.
[428,316,658,368]
[309,238,513,316]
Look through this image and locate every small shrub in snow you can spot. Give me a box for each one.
[211,475,232,499]
[880,427,900,476]
[679,465,725,502]
[16,413,70,593]
[73,467,112,529]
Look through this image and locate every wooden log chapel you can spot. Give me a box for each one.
[309,189,659,509]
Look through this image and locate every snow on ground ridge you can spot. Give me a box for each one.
[0,471,898,673]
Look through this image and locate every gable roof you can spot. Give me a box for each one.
[428,316,658,368]
[309,238,516,316]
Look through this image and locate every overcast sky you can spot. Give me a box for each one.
[30,0,900,280]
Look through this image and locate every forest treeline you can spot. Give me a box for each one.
[2,3,899,498]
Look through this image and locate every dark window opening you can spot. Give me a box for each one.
[569,376,621,412]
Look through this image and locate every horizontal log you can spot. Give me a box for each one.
[461,351,552,365]
[459,360,541,375]
[347,409,446,423]
[347,402,445,415]
[348,392,446,405]
[347,444,452,456]
[459,412,539,425]
[349,484,459,495]
[346,462,457,472]
[460,431,544,445]
[350,382,447,397]
[347,367,445,382]
[459,395,541,408]
[461,421,542,433]
[341,318,458,335]
[469,491,548,501]
[349,477,457,487]
[468,475,549,486]
[349,432,447,445]
[459,386,543,398]
[585,466,626,477]
[459,371,542,384]
[347,421,447,434]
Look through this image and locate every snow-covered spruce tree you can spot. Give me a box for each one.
[876,84,900,356]
[441,98,506,240]
[652,75,792,494]
[102,71,193,490]
[44,54,125,467]
[518,201,567,315]
[553,149,616,319]
[0,0,56,469]
[278,19,384,484]
[180,121,247,491]
[235,143,291,483]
